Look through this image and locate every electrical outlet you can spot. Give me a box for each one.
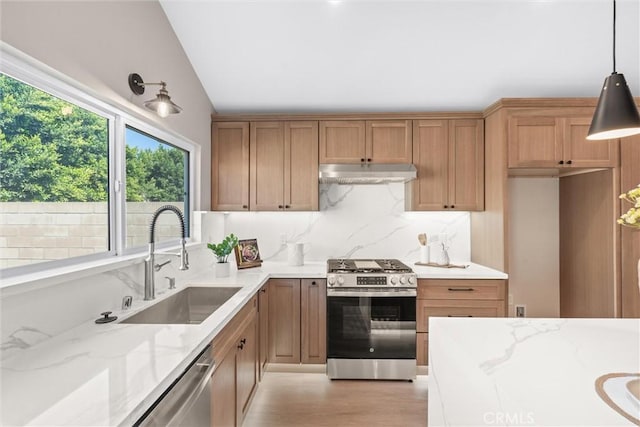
[122,295,133,310]
[515,305,526,318]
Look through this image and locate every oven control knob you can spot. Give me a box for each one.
[408,276,416,284]
[327,275,336,285]
[337,276,345,285]
[390,276,398,285]
[400,276,407,285]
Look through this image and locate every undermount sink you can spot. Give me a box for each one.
[122,286,242,324]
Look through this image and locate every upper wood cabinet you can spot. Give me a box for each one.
[319,121,366,163]
[250,121,318,211]
[211,122,250,211]
[407,119,484,211]
[508,116,619,168]
[319,120,412,164]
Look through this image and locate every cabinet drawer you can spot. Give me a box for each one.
[416,332,428,366]
[417,299,504,332]
[418,279,505,300]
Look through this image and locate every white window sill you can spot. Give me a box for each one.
[0,242,204,298]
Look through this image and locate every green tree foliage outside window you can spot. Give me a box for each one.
[0,74,185,203]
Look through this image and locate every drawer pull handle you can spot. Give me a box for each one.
[447,315,473,317]
[447,288,475,292]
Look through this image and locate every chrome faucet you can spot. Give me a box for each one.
[144,205,189,300]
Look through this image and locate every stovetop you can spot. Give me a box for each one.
[327,259,413,274]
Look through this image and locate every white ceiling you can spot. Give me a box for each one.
[160,0,640,114]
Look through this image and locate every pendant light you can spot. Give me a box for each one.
[587,0,640,140]
[128,73,182,118]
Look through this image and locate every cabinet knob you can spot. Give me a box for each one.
[566,160,573,165]
[240,338,246,345]
[311,281,317,286]
[237,342,244,350]
[242,205,248,209]
[367,158,372,162]
[285,205,290,209]
[558,160,564,165]
[360,158,365,162]
[444,205,449,209]
[451,205,455,209]
[278,205,283,209]
[260,288,267,293]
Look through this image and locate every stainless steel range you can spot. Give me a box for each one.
[326,259,417,381]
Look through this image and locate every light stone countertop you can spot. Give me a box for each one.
[0,260,506,426]
[428,317,640,426]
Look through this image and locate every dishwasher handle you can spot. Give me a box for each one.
[136,345,215,427]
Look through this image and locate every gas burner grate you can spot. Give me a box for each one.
[327,258,413,274]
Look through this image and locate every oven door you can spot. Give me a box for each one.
[327,289,416,360]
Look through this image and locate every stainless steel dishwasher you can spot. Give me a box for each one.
[135,345,215,427]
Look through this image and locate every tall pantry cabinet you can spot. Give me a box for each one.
[473,98,640,318]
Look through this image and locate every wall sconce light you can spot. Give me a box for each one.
[128,73,182,118]
[587,0,640,140]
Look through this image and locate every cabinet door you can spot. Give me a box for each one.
[416,332,428,366]
[301,279,326,364]
[258,284,269,379]
[285,121,319,211]
[319,120,366,163]
[563,117,619,168]
[449,120,484,210]
[236,313,258,424]
[365,120,412,163]
[250,122,285,211]
[620,135,640,318]
[268,279,301,363]
[211,349,236,427]
[507,116,563,168]
[408,120,449,210]
[212,122,249,211]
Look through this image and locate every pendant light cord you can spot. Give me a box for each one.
[613,0,617,73]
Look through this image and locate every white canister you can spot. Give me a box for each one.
[419,245,430,264]
[287,242,304,266]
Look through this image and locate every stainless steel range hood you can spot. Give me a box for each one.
[319,163,417,184]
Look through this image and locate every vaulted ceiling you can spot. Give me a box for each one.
[160,0,640,114]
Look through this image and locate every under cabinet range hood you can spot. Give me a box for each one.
[318,163,417,184]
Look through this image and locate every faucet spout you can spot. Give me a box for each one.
[144,205,189,301]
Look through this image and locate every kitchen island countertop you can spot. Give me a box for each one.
[1,260,505,426]
[428,317,640,426]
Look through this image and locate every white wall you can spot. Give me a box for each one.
[508,177,560,318]
[0,0,213,209]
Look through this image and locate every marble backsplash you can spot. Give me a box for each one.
[202,183,471,264]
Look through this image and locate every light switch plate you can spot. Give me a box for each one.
[515,305,526,318]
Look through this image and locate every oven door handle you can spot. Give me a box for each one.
[327,289,417,297]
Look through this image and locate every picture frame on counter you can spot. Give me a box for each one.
[235,238,262,269]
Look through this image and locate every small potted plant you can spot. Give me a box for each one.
[207,233,239,278]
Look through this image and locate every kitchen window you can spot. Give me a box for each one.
[124,126,190,249]
[0,53,193,279]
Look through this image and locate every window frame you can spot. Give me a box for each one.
[0,46,196,282]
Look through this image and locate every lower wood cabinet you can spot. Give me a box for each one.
[268,278,326,364]
[211,295,258,427]
[258,282,269,378]
[416,279,507,365]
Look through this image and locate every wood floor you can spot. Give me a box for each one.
[242,372,428,427]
